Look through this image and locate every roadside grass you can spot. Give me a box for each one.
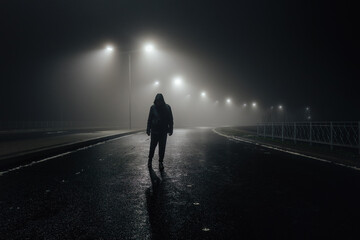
[216,126,360,168]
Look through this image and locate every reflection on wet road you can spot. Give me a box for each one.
[1,128,360,239]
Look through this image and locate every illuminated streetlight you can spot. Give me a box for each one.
[154,81,159,86]
[201,91,206,97]
[109,41,157,129]
[243,103,247,107]
[252,102,257,107]
[226,98,231,103]
[144,43,155,53]
[174,76,183,86]
[105,45,114,52]
[278,105,283,110]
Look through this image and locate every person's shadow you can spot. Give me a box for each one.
[145,166,170,239]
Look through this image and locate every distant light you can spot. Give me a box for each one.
[306,107,310,111]
[174,77,182,86]
[106,45,114,52]
[226,98,231,103]
[270,106,274,110]
[154,81,159,86]
[252,102,257,107]
[201,92,206,97]
[278,105,283,110]
[215,100,219,104]
[243,103,247,107]
[144,43,155,53]
[307,116,311,120]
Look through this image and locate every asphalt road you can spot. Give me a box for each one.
[1,128,360,239]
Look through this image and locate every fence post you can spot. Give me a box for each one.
[309,122,312,145]
[330,122,333,150]
[272,122,274,139]
[282,122,284,142]
[294,122,296,144]
[264,124,266,138]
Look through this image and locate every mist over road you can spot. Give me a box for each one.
[1,128,360,239]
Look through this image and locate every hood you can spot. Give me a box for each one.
[154,93,166,106]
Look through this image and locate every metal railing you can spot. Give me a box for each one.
[257,122,360,154]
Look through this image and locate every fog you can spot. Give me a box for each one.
[14,44,263,129]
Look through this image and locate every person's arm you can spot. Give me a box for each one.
[168,105,174,136]
[146,106,153,136]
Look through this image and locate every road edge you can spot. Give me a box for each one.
[0,129,144,172]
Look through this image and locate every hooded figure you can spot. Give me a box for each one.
[146,93,173,170]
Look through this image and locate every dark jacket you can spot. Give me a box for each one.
[147,94,173,134]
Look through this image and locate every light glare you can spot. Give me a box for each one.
[106,46,114,52]
[144,43,155,53]
[174,77,182,86]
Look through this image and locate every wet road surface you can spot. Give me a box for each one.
[1,128,360,239]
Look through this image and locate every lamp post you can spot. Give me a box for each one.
[128,53,132,129]
[107,43,155,129]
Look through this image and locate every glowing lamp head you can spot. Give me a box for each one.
[226,98,231,103]
[174,77,182,86]
[252,102,257,107]
[278,105,283,110]
[201,92,206,97]
[154,81,159,86]
[144,43,155,53]
[106,46,114,52]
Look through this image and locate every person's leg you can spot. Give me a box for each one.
[148,133,160,166]
[158,132,168,162]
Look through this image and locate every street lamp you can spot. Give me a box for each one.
[226,98,231,103]
[144,43,155,53]
[201,91,206,97]
[174,76,183,86]
[110,42,156,129]
[305,106,311,121]
[105,45,114,52]
[252,102,257,107]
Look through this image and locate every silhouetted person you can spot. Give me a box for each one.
[147,93,173,170]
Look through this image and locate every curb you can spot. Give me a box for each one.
[0,129,144,172]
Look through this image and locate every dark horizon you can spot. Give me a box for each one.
[1,0,359,126]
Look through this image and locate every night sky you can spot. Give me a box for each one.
[1,0,359,123]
